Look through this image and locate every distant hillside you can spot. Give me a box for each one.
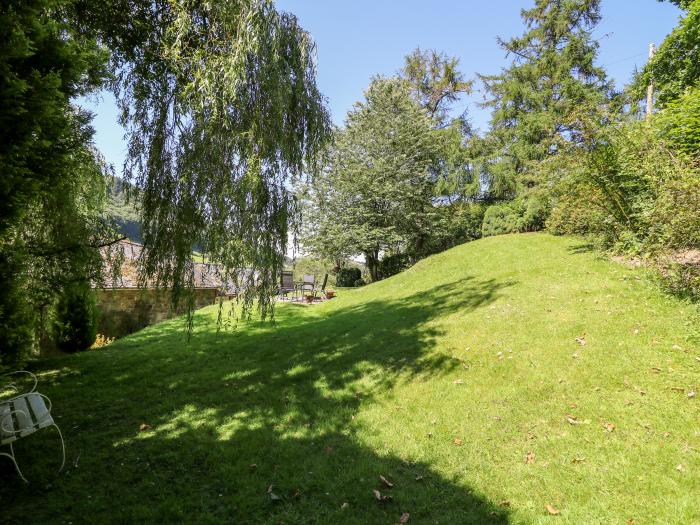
[104,177,142,243]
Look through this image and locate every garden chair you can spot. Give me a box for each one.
[278,270,297,301]
[1,372,65,482]
[298,274,315,299]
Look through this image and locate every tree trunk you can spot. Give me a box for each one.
[365,250,380,282]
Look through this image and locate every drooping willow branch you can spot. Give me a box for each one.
[102,0,329,325]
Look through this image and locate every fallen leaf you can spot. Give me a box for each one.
[651,367,662,373]
[627,519,635,524]
[624,399,633,406]
[566,415,579,425]
[249,464,257,471]
[499,500,511,508]
[379,475,394,488]
[399,512,410,524]
[138,423,151,432]
[663,432,670,438]
[373,489,392,503]
[545,504,561,515]
[414,475,424,481]
[426,432,433,438]
[688,391,696,399]
[604,423,615,432]
[453,379,464,385]
[453,438,463,446]
[571,457,586,463]
[494,415,502,421]
[525,451,535,464]
[267,485,282,501]
[341,502,349,510]
[575,336,586,346]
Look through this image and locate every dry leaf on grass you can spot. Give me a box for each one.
[575,336,586,346]
[399,512,410,523]
[379,474,394,488]
[341,502,349,510]
[414,475,424,481]
[566,415,579,425]
[545,504,561,515]
[525,451,535,464]
[688,391,696,399]
[676,464,685,472]
[373,489,392,503]
[499,500,511,508]
[138,423,151,432]
[453,379,464,385]
[604,423,615,432]
[267,485,282,501]
[249,464,257,471]
[571,457,586,463]
[453,438,463,446]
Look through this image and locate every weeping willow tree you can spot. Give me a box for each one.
[75,0,330,322]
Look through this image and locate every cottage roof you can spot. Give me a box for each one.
[99,240,240,293]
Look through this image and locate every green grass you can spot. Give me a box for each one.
[2,233,699,524]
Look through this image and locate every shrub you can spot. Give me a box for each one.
[481,204,520,237]
[377,253,411,279]
[54,281,97,352]
[336,267,361,287]
[353,278,365,287]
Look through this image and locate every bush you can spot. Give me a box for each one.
[481,204,520,237]
[353,278,365,287]
[336,267,361,287]
[377,253,411,279]
[54,281,97,352]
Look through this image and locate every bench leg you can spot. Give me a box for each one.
[53,423,66,471]
[1,444,28,483]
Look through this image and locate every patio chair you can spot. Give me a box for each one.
[1,373,65,482]
[278,270,297,301]
[298,274,315,299]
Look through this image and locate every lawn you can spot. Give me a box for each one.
[1,233,699,524]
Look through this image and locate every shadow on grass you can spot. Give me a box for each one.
[566,241,597,255]
[1,276,514,524]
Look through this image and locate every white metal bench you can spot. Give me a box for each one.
[1,372,65,482]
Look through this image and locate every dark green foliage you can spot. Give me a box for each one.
[479,0,611,223]
[0,253,36,368]
[54,282,98,352]
[352,278,365,288]
[336,267,361,288]
[0,0,112,365]
[378,253,412,280]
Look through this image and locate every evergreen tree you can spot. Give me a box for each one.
[479,0,612,190]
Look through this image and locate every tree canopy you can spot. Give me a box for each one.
[302,77,440,281]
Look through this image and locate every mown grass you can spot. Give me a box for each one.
[1,233,698,524]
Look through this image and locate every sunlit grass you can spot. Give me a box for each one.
[2,233,698,524]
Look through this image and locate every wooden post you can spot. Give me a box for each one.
[646,43,655,120]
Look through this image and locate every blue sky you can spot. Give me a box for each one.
[82,0,682,172]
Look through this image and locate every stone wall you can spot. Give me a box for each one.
[95,288,218,338]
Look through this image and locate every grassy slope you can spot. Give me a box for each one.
[2,234,699,524]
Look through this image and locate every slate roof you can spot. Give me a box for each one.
[100,240,240,292]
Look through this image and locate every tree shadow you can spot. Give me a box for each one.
[566,241,597,255]
[1,276,514,523]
